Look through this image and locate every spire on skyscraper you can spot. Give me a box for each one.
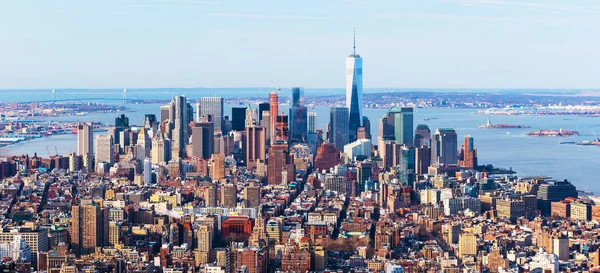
[353,28,356,56]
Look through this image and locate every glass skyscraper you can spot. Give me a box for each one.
[289,87,307,143]
[346,32,363,142]
[329,106,349,150]
[197,97,224,132]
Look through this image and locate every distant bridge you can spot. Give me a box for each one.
[21,89,139,104]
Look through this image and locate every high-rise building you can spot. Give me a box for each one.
[394,108,414,145]
[267,143,294,185]
[170,95,193,159]
[258,102,270,123]
[378,108,413,145]
[136,127,151,159]
[77,122,93,157]
[414,124,431,147]
[144,114,157,133]
[72,203,108,255]
[459,135,477,168]
[346,31,363,142]
[94,135,114,166]
[151,130,171,164]
[329,107,349,150]
[289,87,307,143]
[244,185,261,208]
[275,114,289,142]
[308,112,317,134]
[68,153,82,173]
[0,228,48,270]
[245,105,258,127]
[191,118,215,159]
[197,224,213,253]
[211,154,225,181]
[231,107,247,131]
[197,97,224,132]
[245,126,266,170]
[221,184,237,208]
[458,233,477,258]
[431,128,458,165]
[115,114,129,129]
[415,146,431,175]
[359,116,372,140]
[143,157,152,185]
[269,92,279,143]
[314,143,341,171]
[160,105,170,122]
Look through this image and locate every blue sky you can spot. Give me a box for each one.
[1,0,599,89]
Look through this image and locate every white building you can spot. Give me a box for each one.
[343,139,371,161]
[385,262,403,273]
[95,134,114,166]
[528,248,559,273]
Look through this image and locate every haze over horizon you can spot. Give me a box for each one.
[1,0,599,89]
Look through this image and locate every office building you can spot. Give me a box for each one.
[267,143,294,185]
[72,203,108,255]
[136,127,151,159]
[144,114,157,133]
[191,118,215,159]
[414,124,431,147]
[258,102,270,123]
[0,228,48,270]
[346,31,363,142]
[151,130,171,164]
[245,126,266,170]
[269,92,279,143]
[275,114,289,142]
[77,122,93,157]
[415,146,431,175]
[94,135,113,166]
[197,97,224,132]
[289,87,308,143]
[329,107,349,150]
[231,107,247,131]
[459,135,477,168]
[378,108,414,146]
[431,128,458,165]
[143,157,152,185]
[308,112,317,134]
[343,139,371,161]
[537,180,578,215]
[458,233,477,258]
[245,105,258,127]
[169,95,193,159]
[314,143,341,171]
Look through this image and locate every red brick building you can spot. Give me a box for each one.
[551,201,571,219]
[314,143,341,171]
[222,216,254,239]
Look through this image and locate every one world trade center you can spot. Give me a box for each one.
[346,30,363,142]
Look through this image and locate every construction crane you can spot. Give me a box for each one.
[45,146,51,158]
[54,146,58,156]
[270,80,281,93]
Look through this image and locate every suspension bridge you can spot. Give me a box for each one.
[22,89,146,104]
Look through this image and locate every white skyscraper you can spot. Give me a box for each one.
[143,157,152,185]
[346,30,363,142]
[95,135,114,166]
[77,122,93,156]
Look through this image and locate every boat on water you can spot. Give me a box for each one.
[424,117,438,121]
[477,117,530,129]
[526,129,579,137]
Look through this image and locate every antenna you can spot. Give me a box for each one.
[353,28,356,56]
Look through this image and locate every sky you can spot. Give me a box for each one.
[0,0,599,89]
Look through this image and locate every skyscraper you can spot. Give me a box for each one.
[275,114,289,142]
[245,105,258,127]
[393,108,414,146]
[308,112,317,134]
[267,143,294,185]
[191,117,215,159]
[258,102,270,123]
[459,135,477,168]
[245,126,266,170]
[143,157,152,185]
[431,128,458,165]
[329,107,350,150]
[72,203,108,255]
[231,107,247,131]
[414,124,431,147]
[151,130,171,164]
[136,127,151,159]
[269,92,279,143]
[289,87,308,143]
[77,122,93,157]
[170,96,192,159]
[346,30,363,142]
[197,97,224,133]
[95,135,114,166]
[115,114,129,129]
[221,184,237,208]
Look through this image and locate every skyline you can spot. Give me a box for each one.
[1,0,599,89]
